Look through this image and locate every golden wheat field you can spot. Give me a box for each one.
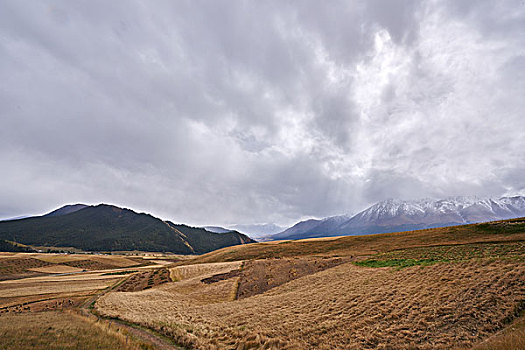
[28,264,85,274]
[0,276,121,298]
[0,261,142,312]
[170,261,243,281]
[0,253,153,281]
[0,261,158,349]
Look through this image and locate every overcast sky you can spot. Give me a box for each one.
[1,0,524,226]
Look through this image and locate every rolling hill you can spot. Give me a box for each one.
[96,217,525,350]
[273,196,525,240]
[188,216,525,264]
[0,204,255,253]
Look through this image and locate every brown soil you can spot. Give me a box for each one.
[0,296,87,314]
[28,265,84,274]
[0,254,158,281]
[115,268,171,292]
[0,258,52,280]
[0,291,96,309]
[89,256,149,268]
[63,259,121,270]
[201,257,350,299]
[237,257,350,299]
[201,269,241,284]
[0,272,45,281]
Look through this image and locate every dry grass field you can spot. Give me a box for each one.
[28,264,85,274]
[0,276,120,298]
[89,255,147,267]
[170,261,243,281]
[0,263,138,311]
[1,218,524,349]
[0,259,163,349]
[470,313,525,350]
[93,219,525,350]
[187,218,525,264]
[0,253,160,312]
[96,259,525,349]
[0,311,150,349]
[33,254,88,263]
[0,253,153,281]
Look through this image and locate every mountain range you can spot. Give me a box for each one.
[2,196,524,252]
[0,204,254,253]
[272,196,525,240]
[204,223,284,238]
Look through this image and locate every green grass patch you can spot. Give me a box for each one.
[354,258,446,269]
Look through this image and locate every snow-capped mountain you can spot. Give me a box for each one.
[272,215,351,240]
[203,226,233,234]
[272,196,525,240]
[202,223,284,239]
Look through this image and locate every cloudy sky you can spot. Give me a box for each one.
[1,0,524,227]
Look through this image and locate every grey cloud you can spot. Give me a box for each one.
[0,1,523,227]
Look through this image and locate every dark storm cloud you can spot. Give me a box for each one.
[1,1,524,226]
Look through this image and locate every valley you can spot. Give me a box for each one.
[0,218,524,349]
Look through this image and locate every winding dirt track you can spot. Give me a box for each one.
[79,271,182,350]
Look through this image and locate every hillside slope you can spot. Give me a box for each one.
[97,218,525,350]
[0,204,255,253]
[43,204,89,217]
[189,217,525,263]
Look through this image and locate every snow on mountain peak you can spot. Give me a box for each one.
[273,195,525,240]
[348,196,525,227]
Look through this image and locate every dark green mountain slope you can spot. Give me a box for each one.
[167,222,253,254]
[0,240,36,252]
[0,204,255,253]
[44,204,88,217]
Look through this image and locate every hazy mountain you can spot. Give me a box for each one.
[272,215,350,240]
[273,196,525,240]
[228,223,285,238]
[0,204,255,253]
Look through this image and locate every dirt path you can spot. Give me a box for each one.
[96,315,181,350]
[79,272,183,350]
